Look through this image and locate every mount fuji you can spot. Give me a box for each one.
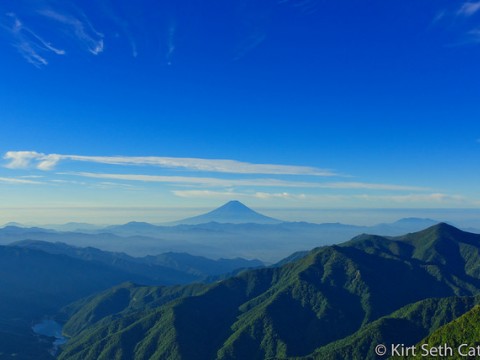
[172,200,282,225]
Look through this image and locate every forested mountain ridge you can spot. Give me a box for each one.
[58,223,480,359]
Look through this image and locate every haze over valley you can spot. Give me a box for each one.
[2,201,479,262]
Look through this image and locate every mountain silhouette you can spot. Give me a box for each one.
[172,200,282,225]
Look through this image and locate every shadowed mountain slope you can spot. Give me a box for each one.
[0,242,262,359]
[10,240,263,283]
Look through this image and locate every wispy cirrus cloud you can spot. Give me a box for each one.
[0,176,42,185]
[354,193,467,204]
[3,151,337,176]
[1,4,103,66]
[466,28,480,43]
[173,189,307,200]
[458,1,480,17]
[432,1,480,46]
[2,13,65,67]
[60,172,327,188]
[321,182,428,191]
[97,0,137,57]
[92,182,142,191]
[38,9,104,55]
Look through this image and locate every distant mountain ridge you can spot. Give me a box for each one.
[170,200,282,225]
[10,240,264,282]
[2,214,477,262]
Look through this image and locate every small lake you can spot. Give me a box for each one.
[32,319,67,355]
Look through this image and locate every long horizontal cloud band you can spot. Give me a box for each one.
[63,172,429,191]
[172,190,466,204]
[3,151,336,176]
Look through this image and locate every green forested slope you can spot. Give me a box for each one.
[396,305,480,360]
[307,295,480,360]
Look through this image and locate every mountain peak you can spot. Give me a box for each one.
[172,201,282,225]
[220,200,248,209]
[210,200,260,215]
[433,222,456,230]
[422,222,462,236]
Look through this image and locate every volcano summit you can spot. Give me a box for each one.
[172,201,282,225]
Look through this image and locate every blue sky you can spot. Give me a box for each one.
[0,0,479,224]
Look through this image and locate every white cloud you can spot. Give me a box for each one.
[431,3,480,47]
[38,9,104,55]
[323,182,428,191]
[0,177,42,184]
[354,193,467,204]
[458,1,480,17]
[2,6,103,66]
[4,151,62,170]
[50,179,87,185]
[62,171,427,192]
[3,151,43,169]
[98,1,138,57]
[4,151,433,198]
[254,192,307,200]
[92,182,142,191]
[3,14,65,67]
[60,172,319,188]
[171,190,471,206]
[3,151,337,176]
[467,28,480,43]
[22,24,65,55]
[173,189,306,200]
[36,154,63,170]
[431,10,447,25]
[67,155,335,176]
[173,190,244,198]
[17,41,47,66]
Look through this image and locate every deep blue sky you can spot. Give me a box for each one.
[0,0,479,224]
